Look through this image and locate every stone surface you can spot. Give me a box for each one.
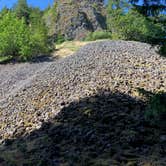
[46,0,106,40]
[0,40,166,165]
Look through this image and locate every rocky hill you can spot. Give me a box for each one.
[0,41,165,165]
[45,0,106,40]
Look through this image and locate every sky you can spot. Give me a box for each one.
[0,0,148,11]
[0,0,109,11]
[0,0,54,10]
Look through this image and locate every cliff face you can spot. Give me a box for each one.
[48,0,106,40]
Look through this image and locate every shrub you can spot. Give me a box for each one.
[0,12,49,61]
[159,42,166,56]
[0,12,28,59]
[145,92,166,124]
[84,31,112,41]
[55,34,66,44]
[107,10,165,43]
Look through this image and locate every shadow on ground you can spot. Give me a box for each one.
[0,54,57,65]
[0,90,165,166]
[30,55,57,63]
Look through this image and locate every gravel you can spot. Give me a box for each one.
[0,62,53,101]
[0,40,166,140]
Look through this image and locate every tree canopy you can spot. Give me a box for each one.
[13,0,30,23]
[129,0,166,16]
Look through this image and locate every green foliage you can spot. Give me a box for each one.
[55,34,66,44]
[107,0,130,11]
[0,12,49,61]
[145,92,166,123]
[0,56,13,64]
[29,7,42,25]
[137,88,166,125]
[159,42,166,56]
[0,13,29,59]
[29,7,50,53]
[84,31,112,41]
[130,0,166,17]
[43,2,58,35]
[0,7,9,17]
[13,0,30,23]
[107,2,165,43]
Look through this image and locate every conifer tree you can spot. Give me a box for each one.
[129,0,166,17]
[14,0,30,23]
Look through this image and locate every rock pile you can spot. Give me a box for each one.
[0,40,166,165]
[0,40,166,139]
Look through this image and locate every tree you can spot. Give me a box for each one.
[29,7,50,54]
[107,0,130,11]
[0,12,49,61]
[129,0,166,17]
[106,0,165,42]
[29,7,43,26]
[106,0,129,31]
[43,2,58,35]
[14,0,30,23]
[0,6,9,17]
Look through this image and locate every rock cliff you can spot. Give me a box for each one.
[46,0,106,40]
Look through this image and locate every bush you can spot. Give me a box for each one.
[159,42,166,56]
[145,92,166,124]
[107,10,165,43]
[55,34,66,44]
[84,31,112,41]
[0,12,49,61]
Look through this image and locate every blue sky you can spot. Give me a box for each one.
[0,0,107,10]
[0,0,54,10]
[0,0,145,11]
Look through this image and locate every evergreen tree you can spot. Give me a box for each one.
[29,7,43,26]
[107,0,130,11]
[129,0,166,17]
[106,0,165,43]
[0,6,9,17]
[14,0,30,23]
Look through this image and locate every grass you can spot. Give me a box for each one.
[54,40,107,58]
[54,41,90,58]
[0,56,13,64]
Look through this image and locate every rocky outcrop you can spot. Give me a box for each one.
[47,0,106,40]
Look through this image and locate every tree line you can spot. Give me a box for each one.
[105,0,166,42]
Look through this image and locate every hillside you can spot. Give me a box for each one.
[0,41,165,165]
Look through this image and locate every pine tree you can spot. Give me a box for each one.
[0,6,9,16]
[14,0,30,23]
[106,0,165,43]
[129,0,166,17]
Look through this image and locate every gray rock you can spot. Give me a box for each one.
[0,40,166,142]
[160,135,166,142]
[46,0,106,40]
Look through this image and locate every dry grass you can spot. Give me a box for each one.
[53,41,93,58]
